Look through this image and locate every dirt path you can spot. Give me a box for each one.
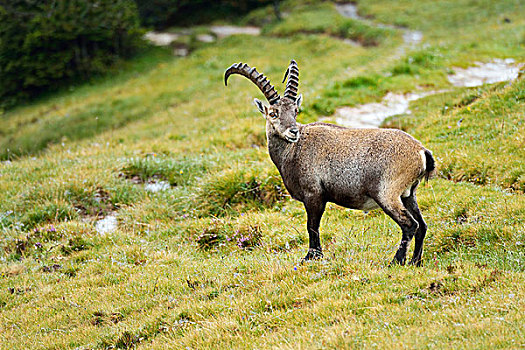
[329,58,522,129]
[447,58,521,87]
[331,3,522,128]
[335,3,423,56]
[144,26,261,56]
[210,25,260,38]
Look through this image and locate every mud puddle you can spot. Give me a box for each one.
[95,215,118,235]
[447,58,522,87]
[144,181,171,193]
[326,91,443,128]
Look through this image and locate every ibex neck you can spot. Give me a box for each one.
[266,129,298,171]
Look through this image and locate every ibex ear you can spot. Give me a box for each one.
[253,98,267,115]
[296,94,303,109]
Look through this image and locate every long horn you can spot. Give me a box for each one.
[224,62,280,105]
[282,59,299,101]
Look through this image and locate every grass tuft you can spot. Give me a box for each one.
[196,165,287,216]
[120,154,209,186]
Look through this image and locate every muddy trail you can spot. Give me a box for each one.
[330,58,522,128]
[335,3,423,55]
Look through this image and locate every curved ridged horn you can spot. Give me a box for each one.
[224,62,280,105]
[282,59,299,101]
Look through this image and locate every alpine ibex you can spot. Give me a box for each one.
[224,60,435,266]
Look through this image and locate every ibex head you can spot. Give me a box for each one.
[224,60,303,143]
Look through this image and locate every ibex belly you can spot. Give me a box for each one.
[329,195,380,211]
[361,197,381,211]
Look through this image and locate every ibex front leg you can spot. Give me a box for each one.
[302,195,326,261]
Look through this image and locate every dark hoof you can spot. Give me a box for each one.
[301,248,323,263]
[409,258,422,267]
[389,257,406,267]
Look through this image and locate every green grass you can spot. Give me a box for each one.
[357,0,525,40]
[264,3,396,46]
[1,0,524,348]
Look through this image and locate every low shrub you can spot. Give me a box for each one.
[135,0,275,29]
[0,0,143,108]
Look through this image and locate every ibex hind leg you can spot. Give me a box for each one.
[376,196,419,266]
[301,196,326,262]
[402,188,427,267]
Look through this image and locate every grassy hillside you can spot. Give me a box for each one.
[1,0,524,348]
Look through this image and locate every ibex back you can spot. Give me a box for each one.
[224,60,435,266]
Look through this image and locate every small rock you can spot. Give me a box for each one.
[196,34,215,43]
[174,47,189,57]
[144,32,180,46]
[144,181,171,193]
[95,215,117,235]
